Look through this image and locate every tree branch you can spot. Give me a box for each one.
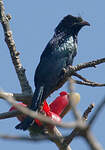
[72,72,105,87]
[63,104,94,146]
[67,58,105,73]
[0,91,32,105]
[67,79,81,120]
[85,130,104,150]
[0,90,104,150]
[0,90,83,129]
[88,96,105,128]
[0,110,21,119]
[0,91,80,121]
[0,131,72,150]
[73,80,105,87]
[0,1,105,150]
[73,72,92,82]
[44,58,105,99]
[0,0,32,94]
[0,134,52,142]
[46,126,71,150]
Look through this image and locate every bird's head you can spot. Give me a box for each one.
[55,15,90,36]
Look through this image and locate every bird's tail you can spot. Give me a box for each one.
[15,86,44,131]
[30,86,44,111]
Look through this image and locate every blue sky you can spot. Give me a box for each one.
[0,0,105,150]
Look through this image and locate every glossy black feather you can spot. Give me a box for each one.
[15,15,90,130]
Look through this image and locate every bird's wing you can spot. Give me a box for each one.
[40,32,66,59]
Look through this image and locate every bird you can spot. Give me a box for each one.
[15,15,90,130]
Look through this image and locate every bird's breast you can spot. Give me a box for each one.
[57,36,77,58]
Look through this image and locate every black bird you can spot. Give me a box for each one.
[15,15,90,130]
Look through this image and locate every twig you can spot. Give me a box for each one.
[73,80,105,87]
[0,110,72,149]
[0,110,21,119]
[66,58,105,74]
[0,97,72,149]
[68,78,81,120]
[63,101,104,149]
[0,90,103,150]
[0,134,51,142]
[88,96,105,128]
[0,92,80,121]
[0,2,71,150]
[0,132,71,150]
[0,131,103,150]
[48,58,105,99]
[0,91,32,105]
[0,0,105,104]
[0,0,32,94]
[0,131,69,148]
[72,72,105,87]
[73,72,92,82]
[83,104,95,120]
[0,1,105,150]
[47,126,71,150]
[85,130,104,150]
[63,104,94,145]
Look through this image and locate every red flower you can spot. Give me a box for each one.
[9,91,69,126]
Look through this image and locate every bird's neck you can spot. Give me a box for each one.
[55,31,77,41]
[73,34,78,44]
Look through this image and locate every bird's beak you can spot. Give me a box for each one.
[80,21,90,26]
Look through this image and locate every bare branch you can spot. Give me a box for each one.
[0,1,105,150]
[0,110,72,149]
[67,58,105,73]
[88,96,105,128]
[73,72,93,82]
[0,90,83,129]
[0,0,105,106]
[0,107,72,149]
[0,102,72,149]
[0,131,103,150]
[83,104,95,120]
[47,126,72,150]
[0,110,21,119]
[85,130,104,150]
[0,132,72,150]
[68,79,81,120]
[0,0,32,94]
[0,134,51,142]
[72,73,105,87]
[0,90,103,150]
[0,91,32,105]
[73,80,105,87]
[49,58,105,99]
[63,104,94,145]
[0,92,80,124]
[63,101,104,149]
